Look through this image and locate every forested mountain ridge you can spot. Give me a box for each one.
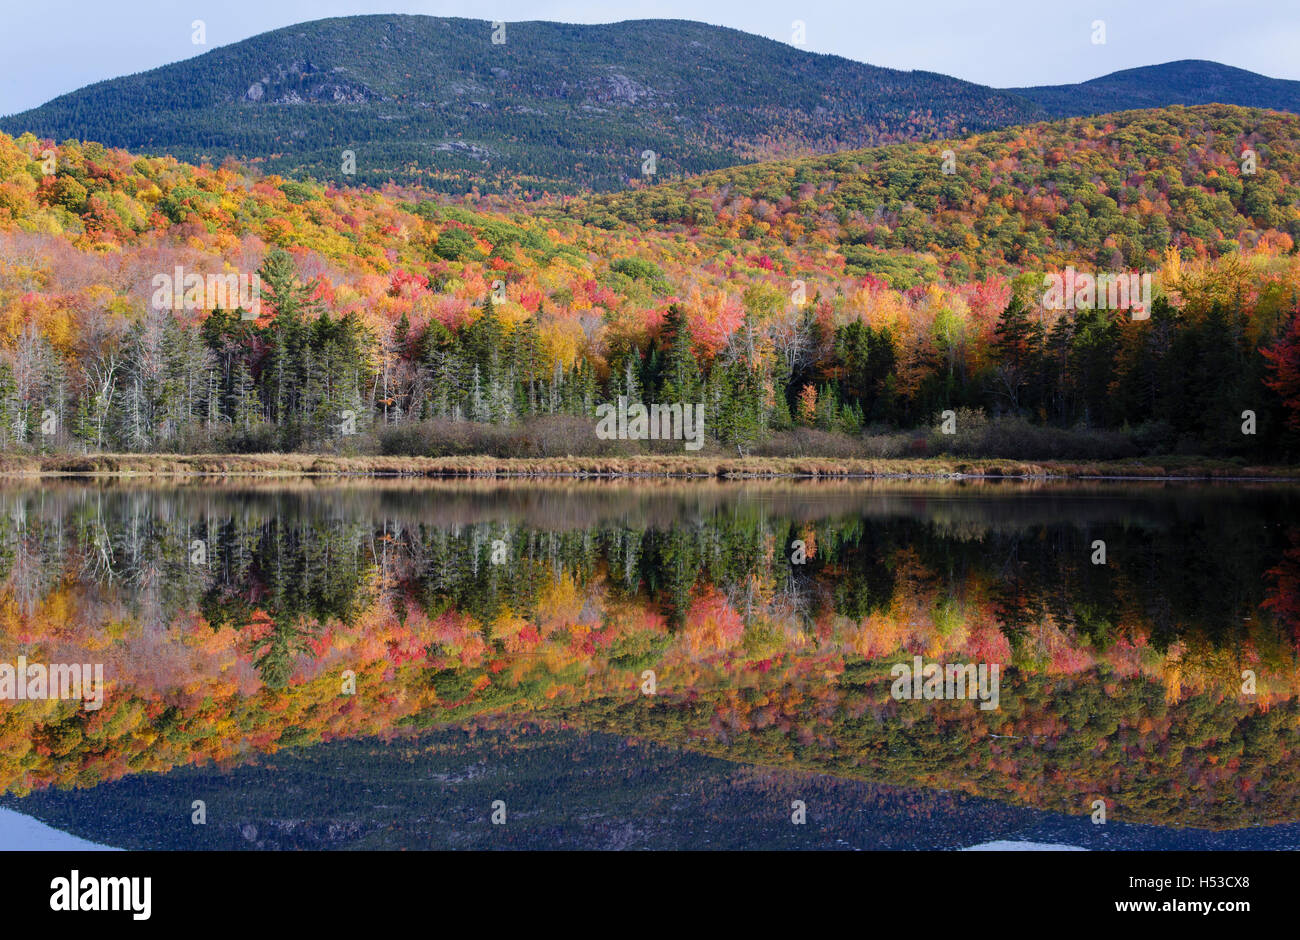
[1014,60,1300,120]
[576,104,1300,283]
[0,15,1044,194]
[8,17,1300,196]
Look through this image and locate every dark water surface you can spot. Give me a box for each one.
[1,479,1297,849]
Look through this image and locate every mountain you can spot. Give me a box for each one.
[3,17,1299,197]
[1013,60,1300,118]
[0,15,1043,195]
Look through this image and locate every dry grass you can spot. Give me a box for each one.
[0,452,1296,480]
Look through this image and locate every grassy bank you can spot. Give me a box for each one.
[0,452,1297,480]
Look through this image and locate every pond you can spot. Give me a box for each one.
[0,479,1297,849]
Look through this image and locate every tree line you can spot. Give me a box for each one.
[1,247,1297,458]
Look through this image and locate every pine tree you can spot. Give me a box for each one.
[991,293,1042,414]
[657,304,702,404]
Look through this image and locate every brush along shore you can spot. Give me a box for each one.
[0,453,1295,480]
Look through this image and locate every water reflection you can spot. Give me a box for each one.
[0,480,1297,838]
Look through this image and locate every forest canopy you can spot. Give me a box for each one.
[0,104,1298,460]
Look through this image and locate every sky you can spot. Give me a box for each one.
[2,0,1298,117]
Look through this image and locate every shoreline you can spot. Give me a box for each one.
[0,453,1297,481]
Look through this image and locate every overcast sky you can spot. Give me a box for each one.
[2,0,1297,116]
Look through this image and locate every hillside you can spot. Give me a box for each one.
[0,15,1043,195]
[575,104,1300,281]
[0,104,1299,460]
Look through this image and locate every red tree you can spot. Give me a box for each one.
[1263,303,1300,430]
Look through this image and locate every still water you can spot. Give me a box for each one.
[0,480,1297,850]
